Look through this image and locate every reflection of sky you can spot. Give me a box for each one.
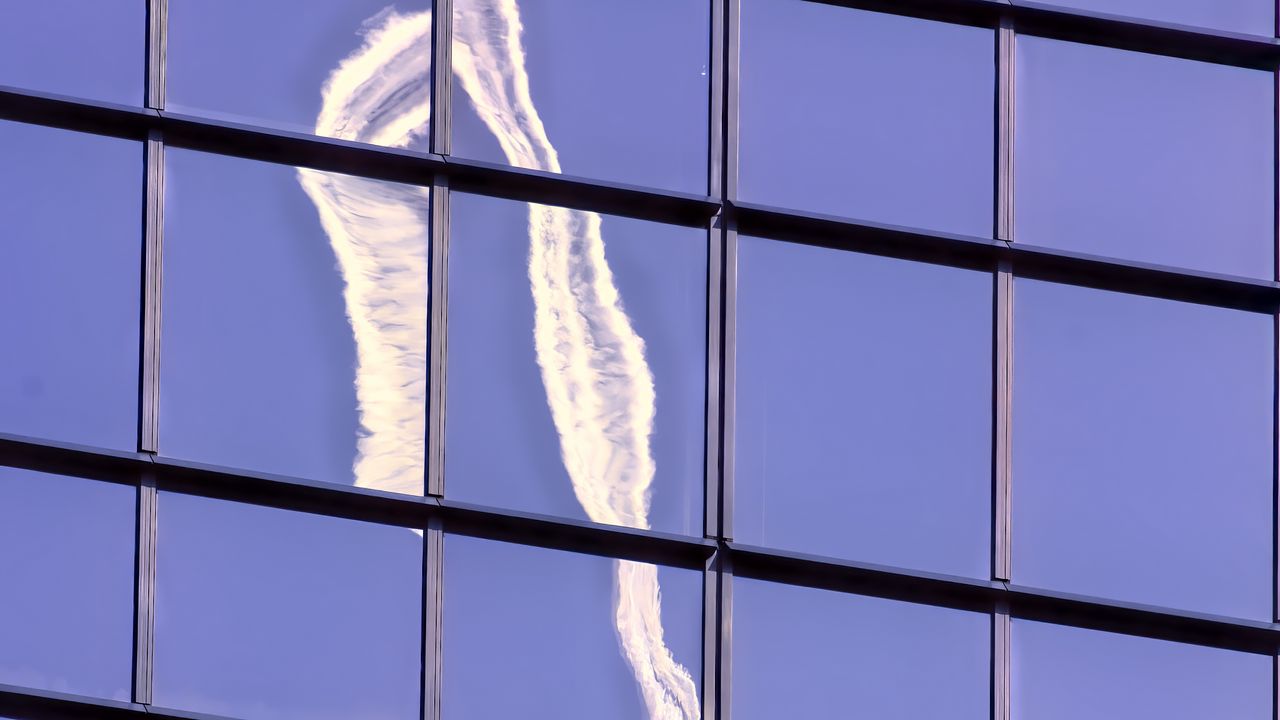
[1016,37,1273,279]
[0,120,141,451]
[443,536,702,719]
[1028,0,1273,36]
[739,0,994,237]
[735,237,992,578]
[0,468,134,702]
[735,577,989,718]
[153,494,422,720]
[451,0,709,194]
[1015,280,1272,620]
[0,1,144,105]
[1014,620,1270,719]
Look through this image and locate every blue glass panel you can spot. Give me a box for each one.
[161,149,428,494]
[1022,0,1273,36]
[0,1,144,105]
[1016,37,1273,279]
[1014,620,1271,719]
[443,536,702,719]
[740,0,994,237]
[154,494,421,720]
[736,237,991,577]
[1014,280,1272,620]
[168,0,431,149]
[0,467,133,700]
[446,193,705,535]
[0,120,140,451]
[451,0,708,193]
[735,578,989,719]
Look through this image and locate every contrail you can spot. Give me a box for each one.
[301,6,699,718]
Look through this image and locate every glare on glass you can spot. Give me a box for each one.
[1025,0,1273,36]
[0,1,144,105]
[0,120,141,451]
[450,0,709,193]
[1014,280,1272,620]
[1013,620,1271,720]
[0,467,134,701]
[443,535,703,719]
[153,493,422,720]
[735,237,991,578]
[1016,37,1273,279]
[161,149,428,494]
[735,578,989,719]
[167,0,431,150]
[740,0,994,237]
[446,192,705,536]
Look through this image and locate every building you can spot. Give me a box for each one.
[1,0,1277,718]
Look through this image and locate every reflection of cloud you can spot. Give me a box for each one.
[297,9,432,497]
[302,5,698,718]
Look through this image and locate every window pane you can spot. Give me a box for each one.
[1014,620,1270,719]
[735,578,989,719]
[740,0,994,237]
[443,536,702,719]
[0,467,133,701]
[154,494,421,720]
[161,149,428,494]
[1014,280,1271,619]
[1016,37,1273,279]
[446,193,705,535]
[0,121,141,451]
[167,0,431,150]
[1023,0,1273,36]
[735,238,991,577]
[0,1,144,105]
[451,0,708,193]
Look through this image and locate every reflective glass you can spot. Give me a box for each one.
[443,536,702,719]
[451,0,709,193]
[1014,620,1270,719]
[154,494,421,720]
[1016,37,1273,279]
[735,238,991,577]
[735,578,989,719]
[0,1,144,105]
[1015,280,1272,620]
[0,121,141,451]
[446,193,705,535]
[0,467,133,700]
[167,0,431,150]
[1023,0,1273,36]
[161,149,428,494]
[740,0,994,237]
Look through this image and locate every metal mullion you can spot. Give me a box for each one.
[145,0,166,110]
[421,517,444,720]
[430,0,452,155]
[993,607,1010,720]
[140,133,164,454]
[427,179,450,498]
[708,549,734,720]
[131,471,157,706]
[994,17,1015,586]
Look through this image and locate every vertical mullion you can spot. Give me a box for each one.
[140,132,164,455]
[993,17,1015,587]
[131,471,157,706]
[996,16,1015,244]
[421,518,444,720]
[427,179,450,497]
[993,607,1011,720]
[145,0,166,111]
[431,0,453,156]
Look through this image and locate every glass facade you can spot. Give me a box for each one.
[2,2,1279,720]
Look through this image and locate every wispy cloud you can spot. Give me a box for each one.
[302,5,698,717]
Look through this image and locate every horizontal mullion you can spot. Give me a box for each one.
[731,542,1280,654]
[734,201,1280,312]
[4,432,1278,653]
[806,0,1280,68]
[0,87,718,228]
